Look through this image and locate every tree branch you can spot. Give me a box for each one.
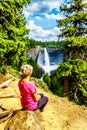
[0,78,16,89]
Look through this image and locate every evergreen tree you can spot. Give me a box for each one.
[43,73,51,89]
[55,0,87,104]
[57,0,87,58]
[0,0,31,70]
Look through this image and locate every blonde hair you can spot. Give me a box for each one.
[21,64,33,76]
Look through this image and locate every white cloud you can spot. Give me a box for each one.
[24,0,87,42]
[23,0,64,18]
[43,1,63,12]
[35,16,42,20]
[23,0,65,41]
[23,2,39,18]
[23,10,32,18]
[45,13,65,20]
[26,20,61,42]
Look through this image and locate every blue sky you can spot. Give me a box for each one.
[23,0,67,42]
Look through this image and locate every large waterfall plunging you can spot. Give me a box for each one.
[37,48,51,75]
[37,48,64,76]
[43,48,50,74]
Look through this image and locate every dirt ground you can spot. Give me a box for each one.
[0,74,87,130]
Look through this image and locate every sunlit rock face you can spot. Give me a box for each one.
[26,46,42,61]
[4,110,45,130]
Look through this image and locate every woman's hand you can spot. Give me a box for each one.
[33,93,41,101]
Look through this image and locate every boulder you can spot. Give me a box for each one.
[4,110,45,130]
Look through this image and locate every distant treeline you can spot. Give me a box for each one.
[29,39,66,48]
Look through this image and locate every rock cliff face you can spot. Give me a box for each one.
[26,46,42,61]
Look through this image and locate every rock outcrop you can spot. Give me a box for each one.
[4,110,44,130]
[26,46,42,61]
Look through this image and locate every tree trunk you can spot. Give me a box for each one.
[0,78,15,89]
[62,77,69,97]
[68,50,73,59]
[73,87,79,103]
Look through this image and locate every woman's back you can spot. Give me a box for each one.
[18,80,37,110]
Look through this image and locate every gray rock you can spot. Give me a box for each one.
[26,46,42,61]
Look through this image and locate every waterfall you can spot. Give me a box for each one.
[37,48,50,75]
[43,48,50,75]
[37,48,64,76]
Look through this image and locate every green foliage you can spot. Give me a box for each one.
[51,75,63,96]
[57,59,87,79]
[43,73,51,89]
[58,0,87,55]
[27,58,41,78]
[64,37,87,58]
[6,65,21,77]
[30,77,49,92]
[29,39,66,48]
[0,0,31,69]
[56,0,87,104]
[58,0,87,38]
[29,39,43,48]
[66,37,87,48]
[54,59,87,102]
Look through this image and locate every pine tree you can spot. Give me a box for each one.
[55,0,87,104]
[43,73,51,89]
[57,0,87,58]
[0,0,31,70]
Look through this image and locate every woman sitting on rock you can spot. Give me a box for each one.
[18,64,48,112]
